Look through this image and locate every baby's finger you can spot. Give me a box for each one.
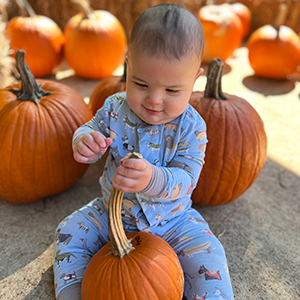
[82,134,101,153]
[90,132,107,148]
[122,157,146,171]
[76,141,96,157]
[73,149,90,163]
[112,176,137,192]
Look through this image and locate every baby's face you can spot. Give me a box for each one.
[126,51,203,125]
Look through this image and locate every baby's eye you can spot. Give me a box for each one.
[166,89,179,93]
[134,82,148,88]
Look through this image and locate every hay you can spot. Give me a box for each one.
[0,0,16,89]
[238,0,300,33]
[6,0,209,39]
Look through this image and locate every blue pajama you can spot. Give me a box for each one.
[54,92,234,299]
[54,198,234,299]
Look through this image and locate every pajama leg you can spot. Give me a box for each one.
[53,198,110,299]
[162,208,234,300]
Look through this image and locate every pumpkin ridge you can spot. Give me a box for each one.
[122,253,152,299]
[7,104,24,200]
[209,100,227,202]
[231,100,263,200]
[232,101,259,183]
[131,249,180,298]
[83,250,113,299]
[37,107,52,196]
[96,254,117,299]
[41,103,68,190]
[125,251,164,300]
[120,256,136,300]
[41,93,84,129]
[43,97,75,134]
[239,103,264,193]
[225,101,245,203]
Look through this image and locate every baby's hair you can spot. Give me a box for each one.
[129,4,204,61]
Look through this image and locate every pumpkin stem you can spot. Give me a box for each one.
[274,4,288,30]
[10,50,52,105]
[14,0,36,17]
[120,61,127,82]
[108,188,132,257]
[108,152,142,257]
[204,58,227,100]
[72,0,93,18]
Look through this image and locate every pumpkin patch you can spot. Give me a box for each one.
[0,50,93,203]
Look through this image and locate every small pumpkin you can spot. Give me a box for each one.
[89,62,127,114]
[5,0,65,78]
[247,4,300,80]
[64,0,127,79]
[196,3,243,64]
[0,50,93,203]
[189,58,267,206]
[81,153,184,300]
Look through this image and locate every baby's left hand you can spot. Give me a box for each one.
[112,154,152,193]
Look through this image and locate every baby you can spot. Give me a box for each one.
[54,4,234,300]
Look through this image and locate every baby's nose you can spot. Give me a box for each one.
[147,92,163,104]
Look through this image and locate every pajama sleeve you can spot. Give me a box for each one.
[141,112,207,201]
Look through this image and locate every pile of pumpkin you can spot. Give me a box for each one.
[0,0,273,204]
[0,0,273,299]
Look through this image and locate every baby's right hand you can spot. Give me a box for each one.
[73,131,112,163]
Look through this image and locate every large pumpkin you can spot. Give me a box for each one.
[0,50,93,203]
[89,62,127,114]
[197,4,243,64]
[81,153,184,300]
[64,0,127,79]
[5,0,64,78]
[189,59,267,206]
[247,4,300,80]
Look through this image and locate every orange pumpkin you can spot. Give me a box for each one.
[64,1,127,79]
[229,2,252,39]
[89,63,127,114]
[197,4,243,64]
[5,0,64,78]
[247,4,300,80]
[189,59,267,206]
[0,50,93,203]
[81,153,184,300]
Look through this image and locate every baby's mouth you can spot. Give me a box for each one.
[144,106,161,115]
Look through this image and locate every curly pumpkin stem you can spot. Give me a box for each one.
[10,50,52,105]
[204,58,227,100]
[108,152,142,257]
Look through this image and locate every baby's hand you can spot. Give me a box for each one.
[73,131,112,163]
[112,153,152,193]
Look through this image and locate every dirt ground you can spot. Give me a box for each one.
[0,47,299,300]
